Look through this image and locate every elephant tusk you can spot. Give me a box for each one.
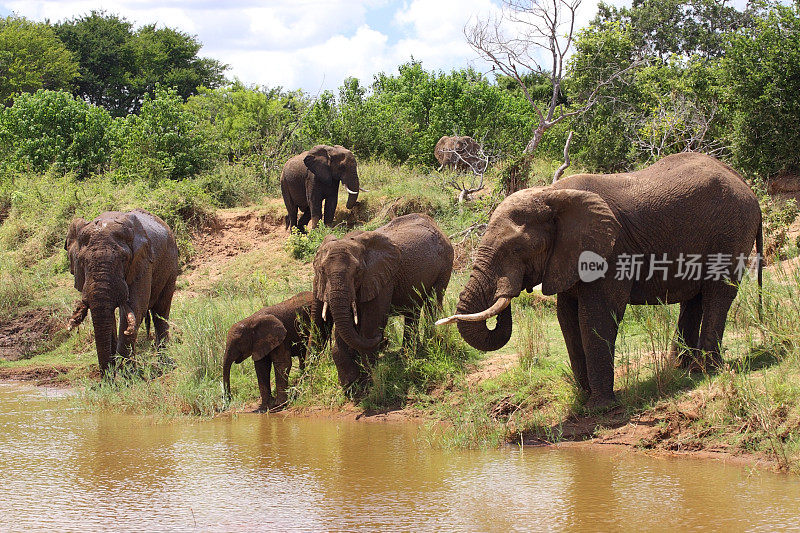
[344,186,359,195]
[322,300,328,321]
[359,187,370,192]
[352,301,358,326]
[435,297,512,326]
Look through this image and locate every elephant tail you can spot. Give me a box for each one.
[756,220,763,322]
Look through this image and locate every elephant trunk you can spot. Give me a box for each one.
[222,345,234,402]
[329,288,378,354]
[90,306,117,376]
[454,262,514,352]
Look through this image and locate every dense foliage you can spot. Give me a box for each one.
[0,16,79,104]
[53,11,227,115]
[1,2,798,182]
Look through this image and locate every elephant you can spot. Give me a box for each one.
[65,209,179,376]
[434,135,487,174]
[280,144,365,232]
[222,291,329,412]
[312,213,454,391]
[438,153,763,409]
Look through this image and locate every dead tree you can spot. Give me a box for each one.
[466,0,638,155]
[436,140,498,203]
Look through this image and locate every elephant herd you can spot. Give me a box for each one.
[65,149,763,412]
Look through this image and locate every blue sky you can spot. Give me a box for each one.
[0,0,749,93]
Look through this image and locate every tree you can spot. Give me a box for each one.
[724,1,800,176]
[466,0,637,156]
[595,0,750,60]
[127,24,227,108]
[55,11,227,116]
[53,11,135,114]
[0,90,113,177]
[0,16,79,105]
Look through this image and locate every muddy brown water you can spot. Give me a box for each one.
[2,383,800,532]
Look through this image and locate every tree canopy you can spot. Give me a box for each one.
[0,16,79,105]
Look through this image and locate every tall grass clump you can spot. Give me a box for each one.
[363,295,477,410]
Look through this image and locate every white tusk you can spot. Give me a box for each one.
[322,301,328,321]
[345,186,359,195]
[435,297,512,326]
[352,301,358,326]
[359,187,370,192]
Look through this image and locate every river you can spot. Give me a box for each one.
[1,382,799,531]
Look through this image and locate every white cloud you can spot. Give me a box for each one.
[2,0,630,92]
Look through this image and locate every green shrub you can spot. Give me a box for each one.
[111,86,216,182]
[285,224,339,262]
[0,90,113,177]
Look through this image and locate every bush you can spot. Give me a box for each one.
[285,224,339,262]
[725,2,800,177]
[111,86,215,182]
[0,90,113,177]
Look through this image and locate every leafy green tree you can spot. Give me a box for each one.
[595,0,750,59]
[111,86,214,181]
[127,24,227,108]
[185,82,308,167]
[724,1,800,176]
[0,90,112,177]
[53,11,135,114]
[0,16,79,105]
[55,11,227,115]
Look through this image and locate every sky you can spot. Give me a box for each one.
[0,0,746,93]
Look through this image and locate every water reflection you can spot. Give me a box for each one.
[1,382,799,531]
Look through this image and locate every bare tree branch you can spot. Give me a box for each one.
[552,130,573,183]
[466,0,639,156]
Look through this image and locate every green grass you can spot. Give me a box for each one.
[4,158,800,471]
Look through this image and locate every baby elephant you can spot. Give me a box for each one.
[222,291,325,412]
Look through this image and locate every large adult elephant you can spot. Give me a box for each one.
[312,213,454,390]
[65,209,179,376]
[439,153,763,408]
[434,135,486,173]
[280,145,364,232]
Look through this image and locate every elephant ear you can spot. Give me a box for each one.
[252,315,287,362]
[125,214,155,285]
[358,232,401,302]
[539,189,620,296]
[303,145,333,184]
[313,234,339,301]
[65,217,88,289]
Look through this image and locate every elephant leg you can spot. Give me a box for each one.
[402,309,419,350]
[271,346,291,410]
[151,276,176,352]
[323,194,338,227]
[672,293,703,369]
[578,293,626,408]
[115,309,137,368]
[297,209,311,233]
[557,294,590,394]
[253,356,272,412]
[282,181,299,230]
[696,284,736,371]
[292,340,306,372]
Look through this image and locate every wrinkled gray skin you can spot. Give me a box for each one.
[281,145,361,232]
[434,135,486,173]
[222,291,330,412]
[450,153,763,409]
[65,209,179,376]
[312,213,454,391]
